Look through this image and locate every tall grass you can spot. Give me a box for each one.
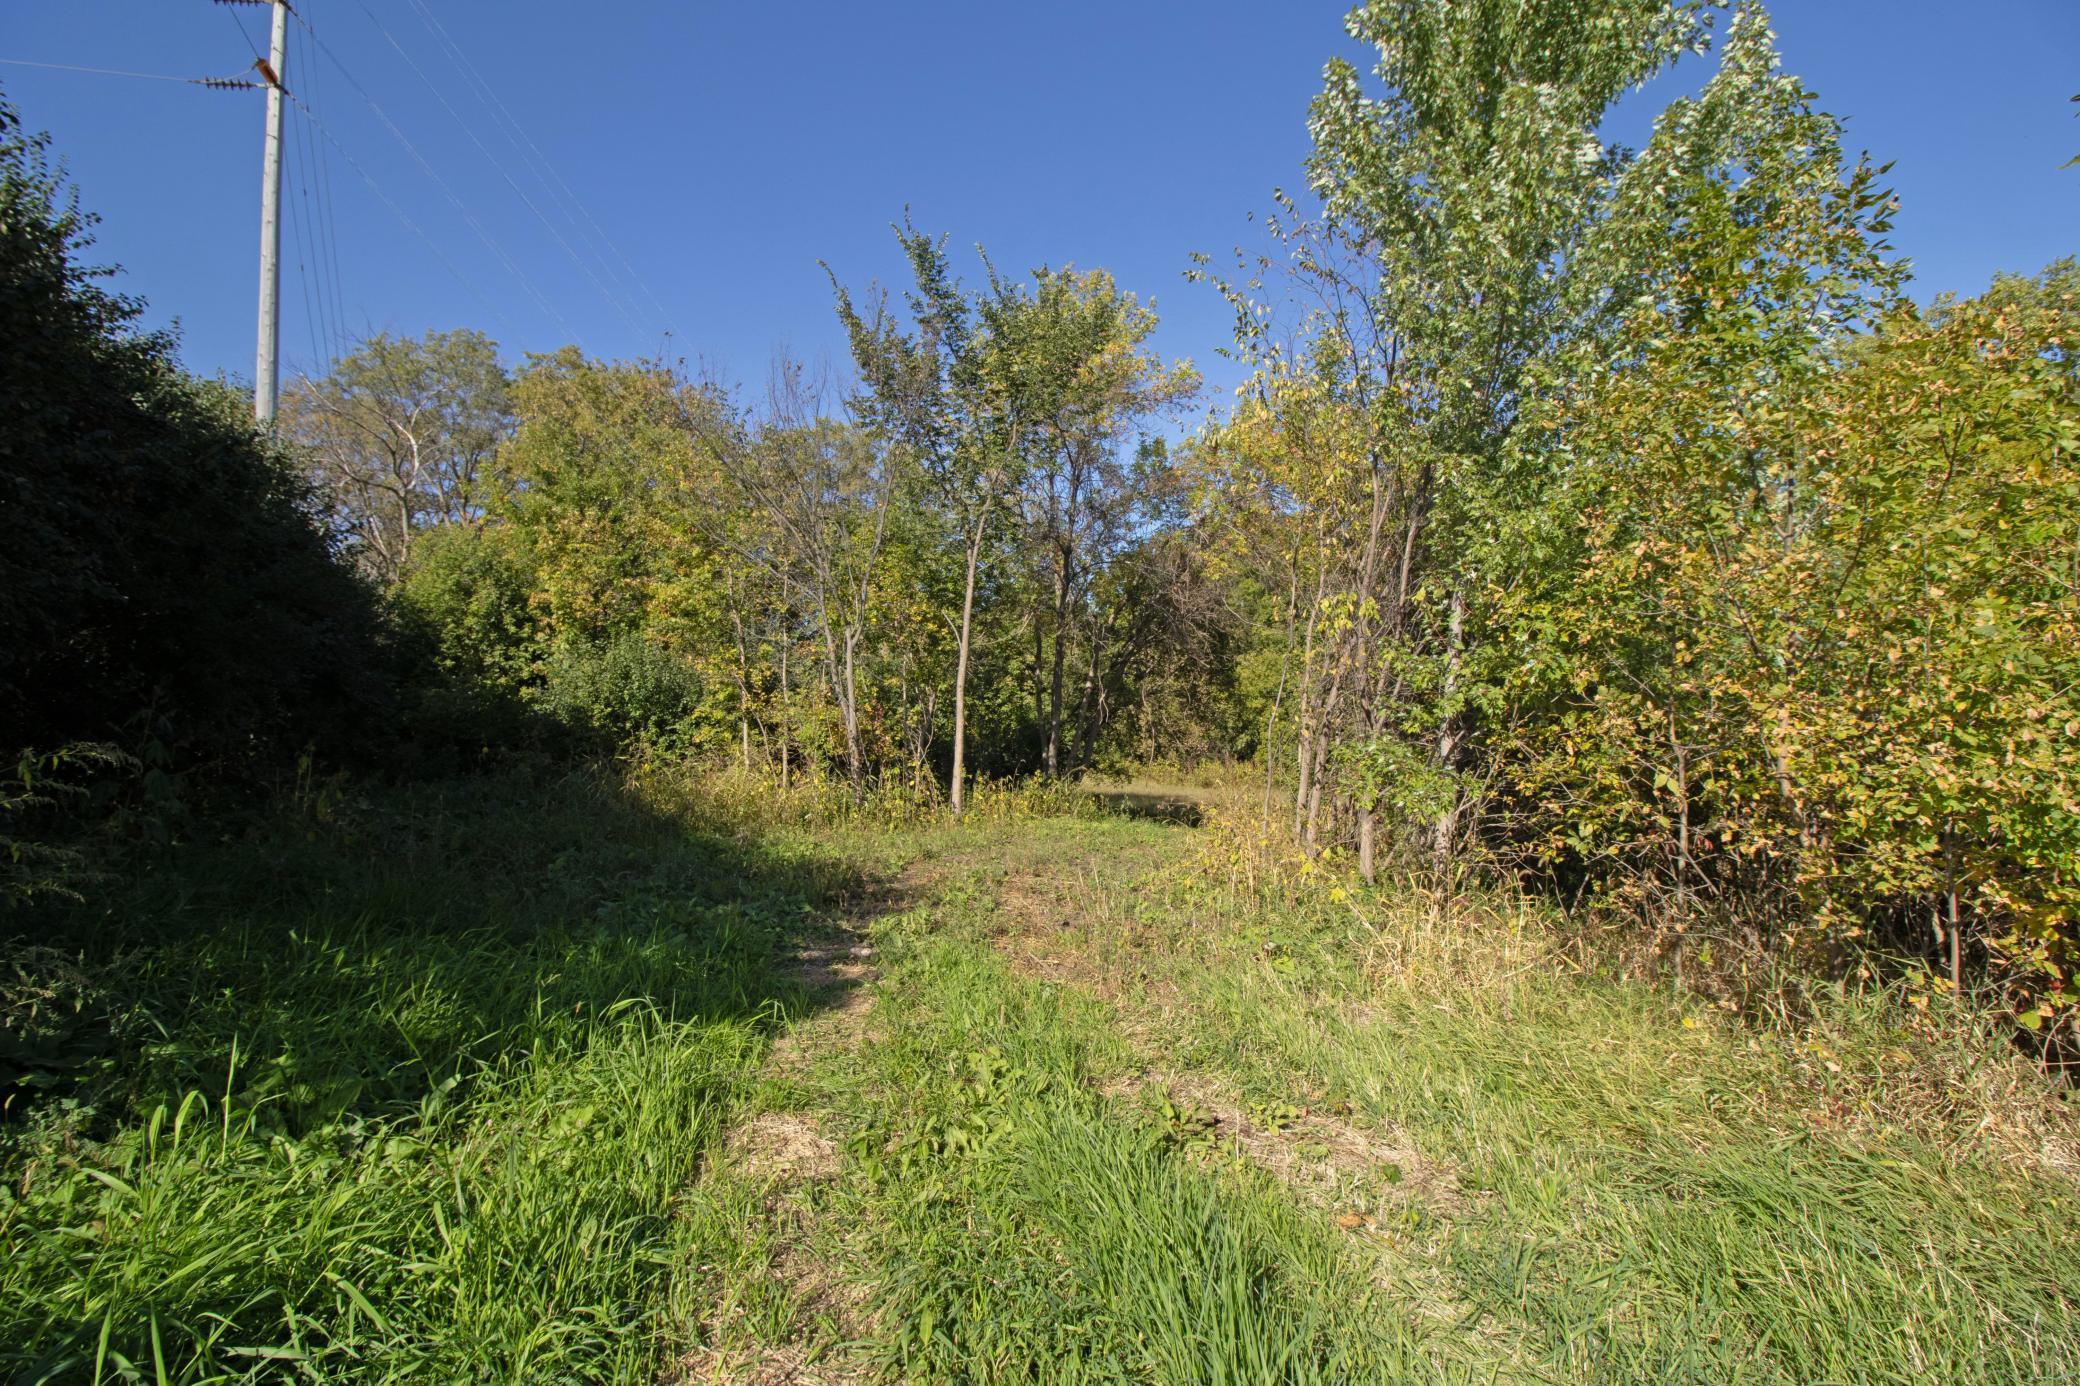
[754,866,1520,1384]
[1070,813,2080,1386]
[1,766,855,1382]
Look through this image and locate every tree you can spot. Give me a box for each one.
[283,329,514,584]
[713,362,904,793]
[986,268,1198,777]
[830,223,1020,815]
[1202,0,1900,881]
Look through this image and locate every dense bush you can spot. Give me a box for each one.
[1486,255,2080,1023]
[536,632,707,753]
[0,99,396,780]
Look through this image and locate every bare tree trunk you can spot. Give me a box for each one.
[778,634,792,793]
[1263,565,1300,834]
[1304,749,1327,855]
[1670,706,1692,917]
[1074,614,1106,773]
[1430,589,1467,867]
[1045,560,1070,778]
[1294,564,1326,843]
[1945,825,1962,991]
[728,607,754,773]
[1357,806,1377,885]
[951,511,987,817]
[841,628,864,795]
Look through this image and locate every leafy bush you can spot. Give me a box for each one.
[0,97,397,780]
[535,632,707,753]
[1486,246,2080,1028]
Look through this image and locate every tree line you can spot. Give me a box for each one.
[1190,0,2078,1036]
[276,227,1220,801]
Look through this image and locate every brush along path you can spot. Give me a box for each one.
[692,808,2078,1385]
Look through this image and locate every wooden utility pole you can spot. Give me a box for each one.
[253,0,289,423]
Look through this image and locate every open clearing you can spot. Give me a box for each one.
[10,769,2069,1383]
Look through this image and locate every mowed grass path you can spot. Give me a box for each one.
[6,776,2076,1382]
[688,810,2080,1384]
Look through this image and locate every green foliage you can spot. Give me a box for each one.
[1,745,135,907]
[0,97,397,779]
[536,632,707,753]
[0,767,854,1381]
[1485,253,2080,1020]
[280,329,514,584]
[393,521,542,694]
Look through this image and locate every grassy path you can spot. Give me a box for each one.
[4,775,2074,1382]
[686,810,2079,1385]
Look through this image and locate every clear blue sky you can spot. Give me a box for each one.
[4,1,2075,412]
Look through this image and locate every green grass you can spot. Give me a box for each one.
[1,766,861,1382]
[1068,824,2080,1386]
[5,775,2076,1383]
[715,867,1490,1384]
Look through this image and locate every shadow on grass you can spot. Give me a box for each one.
[3,760,866,1144]
[1090,788,1205,826]
[0,761,904,1381]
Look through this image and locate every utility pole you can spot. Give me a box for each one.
[253,0,289,424]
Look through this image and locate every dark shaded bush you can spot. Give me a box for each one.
[0,97,398,780]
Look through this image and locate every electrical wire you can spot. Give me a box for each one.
[289,90,513,333]
[301,16,352,363]
[287,17,345,369]
[332,0,649,342]
[398,0,676,338]
[287,147,328,381]
[0,57,253,85]
[292,10,576,340]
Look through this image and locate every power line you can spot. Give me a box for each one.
[0,57,257,87]
[219,3,265,63]
[300,15,351,366]
[289,89,514,333]
[283,23,327,373]
[397,0,676,339]
[286,147,328,380]
[333,0,650,342]
[289,12,575,340]
[287,16,345,370]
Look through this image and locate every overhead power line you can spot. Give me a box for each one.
[290,8,576,340]
[400,0,675,340]
[0,57,258,87]
[335,0,657,343]
[288,87,514,332]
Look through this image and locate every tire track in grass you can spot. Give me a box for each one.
[970,816,1556,1383]
[672,861,940,1384]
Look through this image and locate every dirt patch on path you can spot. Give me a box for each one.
[1104,1068,1463,1216]
[723,1111,842,1184]
[673,1343,868,1385]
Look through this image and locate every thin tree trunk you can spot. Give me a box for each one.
[1074,614,1105,773]
[951,511,987,817]
[1430,589,1466,866]
[842,628,864,794]
[1294,564,1326,843]
[1263,564,1300,833]
[778,633,792,793]
[1046,560,1070,778]
[1945,826,1962,991]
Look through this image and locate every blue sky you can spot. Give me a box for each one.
[4,1,2075,414]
